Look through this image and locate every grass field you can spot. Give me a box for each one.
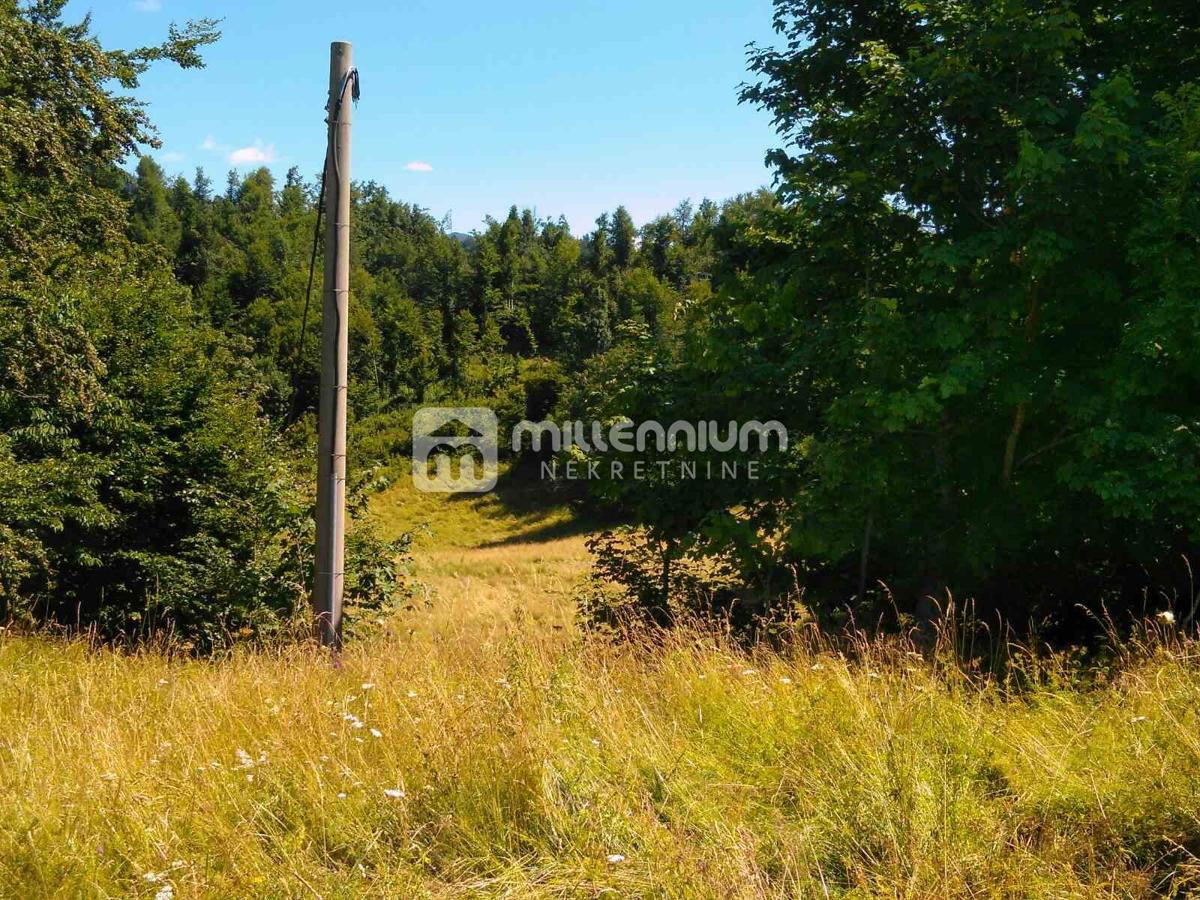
[2,475,1200,897]
[372,467,590,639]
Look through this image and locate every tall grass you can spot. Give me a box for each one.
[2,617,1199,897]
[5,480,1196,897]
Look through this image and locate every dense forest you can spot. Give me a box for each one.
[120,155,743,426]
[3,0,1200,646]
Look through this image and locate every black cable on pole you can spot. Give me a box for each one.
[286,68,359,426]
[286,155,327,425]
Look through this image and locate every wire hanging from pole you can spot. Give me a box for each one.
[286,67,360,425]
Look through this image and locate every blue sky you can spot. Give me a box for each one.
[66,0,782,234]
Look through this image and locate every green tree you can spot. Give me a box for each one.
[724,0,1200,623]
[588,212,614,276]
[611,205,637,269]
[575,0,1200,634]
[0,2,407,644]
[128,156,181,250]
[0,0,217,279]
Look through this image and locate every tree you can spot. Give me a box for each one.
[642,216,676,284]
[615,266,677,336]
[128,156,181,250]
[588,212,614,276]
[611,205,637,269]
[574,0,1200,635]
[0,0,218,279]
[376,290,436,403]
[0,2,407,644]
[726,0,1200,624]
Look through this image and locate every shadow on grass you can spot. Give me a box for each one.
[476,514,598,548]
[446,456,617,548]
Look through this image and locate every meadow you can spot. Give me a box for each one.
[6,2,1200,896]
[2,479,1199,898]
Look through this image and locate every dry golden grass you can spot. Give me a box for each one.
[411,537,589,639]
[377,465,590,639]
[5,623,1200,897]
[2,478,1200,897]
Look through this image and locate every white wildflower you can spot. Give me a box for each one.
[155,886,174,900]
[361,683,375,691]
[143,872,163,883]
[606,854,626,864]
[383,788,405,799]
[406,690,418,699]
[1156,610,1176,625]
[370,728,383,739]
[779,676,793,685]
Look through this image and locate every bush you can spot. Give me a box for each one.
[0,274,411,649]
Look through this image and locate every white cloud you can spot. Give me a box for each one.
[229,141,277,165]
[404,161,434,173]
[133,0,162,11]
[200,135,227,153]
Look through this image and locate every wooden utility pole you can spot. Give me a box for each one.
[315,41,353,649]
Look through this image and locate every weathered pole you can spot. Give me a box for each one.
[315,41,352,650]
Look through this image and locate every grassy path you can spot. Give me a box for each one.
[371,469,592,639]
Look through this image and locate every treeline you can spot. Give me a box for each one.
[122,155,749,423]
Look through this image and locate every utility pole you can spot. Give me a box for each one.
[315,41,354,650]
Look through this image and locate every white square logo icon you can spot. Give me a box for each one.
[411,407,499,493]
